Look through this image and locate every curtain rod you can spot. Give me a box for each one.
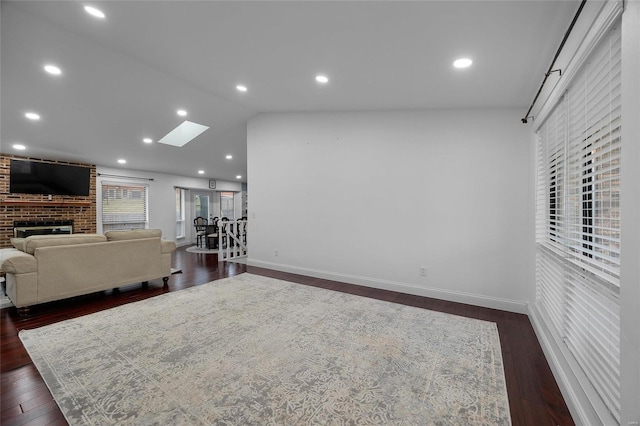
[97,173,154,181]
[521,0,587,124]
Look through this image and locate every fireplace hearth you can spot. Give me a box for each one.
[13,220,74,238]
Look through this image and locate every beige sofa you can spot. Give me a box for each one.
[1,229,176,313]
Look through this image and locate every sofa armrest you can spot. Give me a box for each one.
[1,253,37,274]
[161,240,176,254]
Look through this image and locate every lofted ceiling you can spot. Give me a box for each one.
[1,0,580,182]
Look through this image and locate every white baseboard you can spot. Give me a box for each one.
[247,259,528,314]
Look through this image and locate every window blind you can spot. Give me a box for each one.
[102,183,148,231]
[175,187,186,238]
[535,23,621,424]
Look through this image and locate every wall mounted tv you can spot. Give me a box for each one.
[9,159,91,196]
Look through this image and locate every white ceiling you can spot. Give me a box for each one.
[1,0,580,182]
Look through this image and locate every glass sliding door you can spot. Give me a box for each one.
[220,192,234,219]
[194,194,210,221]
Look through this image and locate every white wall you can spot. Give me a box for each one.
[96,167,241,245]
[247,109,532,312]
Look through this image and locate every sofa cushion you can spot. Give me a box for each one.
[1,248,24,264]
[11,238,26,252]
[24,234,108,255]
[105,229,162,241]
[1,251,37,274]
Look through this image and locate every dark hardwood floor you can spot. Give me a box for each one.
[1,246,574,425]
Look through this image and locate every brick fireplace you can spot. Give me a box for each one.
[0,155,97,248]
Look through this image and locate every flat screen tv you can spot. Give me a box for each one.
[10,159,91,196]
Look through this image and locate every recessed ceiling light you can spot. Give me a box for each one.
[13,144,26,150]
[177,109,187,117]
[236,85,248,93]
[236,175,242,179]
[198,170,205,175]
[25,112,41,120]
[84,5,105,19]
[44,64,62,75]
[226,155,233,160]
[453,58,473,69]
[315,75,329,84]
[143,138,153,144]
[117,159,127,164]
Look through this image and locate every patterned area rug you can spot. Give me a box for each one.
[186,246,218,254]
[19,273,511,425]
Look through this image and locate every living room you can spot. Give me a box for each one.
[1,1,639,425]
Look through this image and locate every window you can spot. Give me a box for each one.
[536,24,621,424]
[220,192,234,219]
[101,183,148,231]
[195,194,210,220]
[176,188,186,238]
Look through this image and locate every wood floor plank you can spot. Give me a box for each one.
[1,246,574,425]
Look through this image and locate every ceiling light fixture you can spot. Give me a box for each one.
[226,155,233,160]
[453,58,473,69]
[315,75,329,84]
[236,175,242,179]
[44,64,62,75]
[143,138,153,144]
[177,109,187,117]
[84,5,106,19]
[13,144,26,150]
[198,170,205,175]
[117,159,127,164]
[236,85,248,93]
[25,112,41,120]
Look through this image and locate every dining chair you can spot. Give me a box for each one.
[206,217,219,249]
[193,217,208,248]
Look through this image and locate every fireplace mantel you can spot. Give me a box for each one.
[0,200,92,207]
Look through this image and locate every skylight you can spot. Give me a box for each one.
[84,6,105,19]
[158,120,209,147]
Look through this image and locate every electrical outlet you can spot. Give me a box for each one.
[419,266,427,277]
[274,249,279,257]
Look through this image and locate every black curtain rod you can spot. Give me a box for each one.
[97,173,154,181]
[521,0,587,124]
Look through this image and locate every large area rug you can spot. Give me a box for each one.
[186,246,218,254]
[20,273,511,425]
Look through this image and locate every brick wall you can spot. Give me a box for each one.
[0,154,97,248]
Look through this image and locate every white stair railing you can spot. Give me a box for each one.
[218,219,247,261]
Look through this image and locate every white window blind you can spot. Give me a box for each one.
[535,23,621,424]
[175,188,186,238]
[102,183,148,231]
